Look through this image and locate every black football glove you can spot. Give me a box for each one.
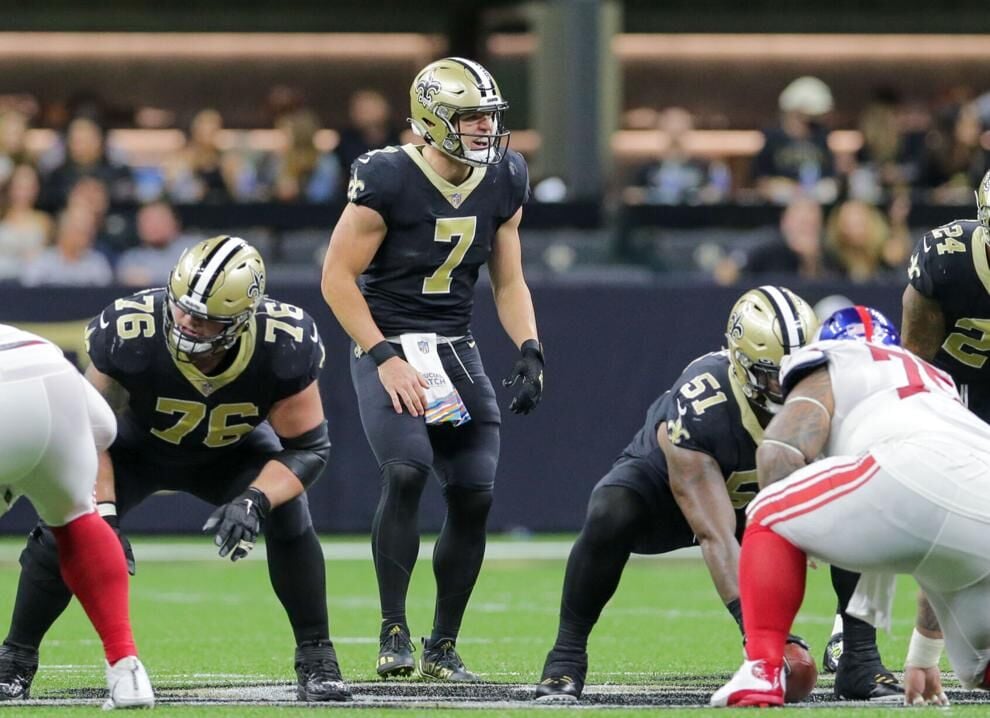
[502,339,544,415]
[99,502,135,576]
[786,634,810,650]
[202,487,270,562]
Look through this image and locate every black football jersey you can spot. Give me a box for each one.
[908,219,990,419]
[619,351,767,509]
[348,143,530,336]
[85,289,325,460]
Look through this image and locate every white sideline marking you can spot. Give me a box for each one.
[0,540,702,563]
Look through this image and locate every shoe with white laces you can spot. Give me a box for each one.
[711,659,785,707]
[103,656,154,710]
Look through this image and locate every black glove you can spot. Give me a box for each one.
[99,502,135,576]
[202,487,270,562]
[502,339,544,415]
[786,634,810,650]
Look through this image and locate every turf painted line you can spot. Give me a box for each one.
[0,539,702,562]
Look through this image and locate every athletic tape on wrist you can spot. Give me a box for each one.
[906,628,944,668]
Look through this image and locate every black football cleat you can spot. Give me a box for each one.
[418,638,478,681]
[294,640,352,701]
[0,643,38,700]
[822,631,842,674]
[534,650,587,703]
[377,624,416,679]
[834,647,904,701]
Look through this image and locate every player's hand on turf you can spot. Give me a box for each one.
[904,665,949,706]
[202,487,270,561]
[99,504,136,575]
[503,339,544,415]
[378,357,429,416]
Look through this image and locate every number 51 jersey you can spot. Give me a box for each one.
[347,143,530,336]
[85,289,325,461]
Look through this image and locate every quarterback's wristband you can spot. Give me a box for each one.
[520,339,544,363]
[97,501,117,519]
[368,340,398,366]
[906,628,944,668]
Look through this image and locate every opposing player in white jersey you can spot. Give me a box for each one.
[0,324,154,709]
[712,306,990,707]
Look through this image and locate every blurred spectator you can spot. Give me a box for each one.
[753,76,837,205]
[849,87,927,202]
[116,201,198,287]
[627,107,731,205]
[66,176,133,257]
[21,204,112,286]
[261,109,341,203]
[165,108,233,204]
[0,164,52,282]
[42,116,134,207]
[920,101,989,201]
[823,199,898,282]
[336,90,401,176]
[713,195,832,285]
[0,110,33,190]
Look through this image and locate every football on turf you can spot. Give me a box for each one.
[783,642,818,702]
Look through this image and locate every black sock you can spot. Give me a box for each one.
[266,525,329,646]
[430,487,492,644]
[830,565,877,653]
[372,463,428,637]
[551,487,645,657]
[6,527,72,651]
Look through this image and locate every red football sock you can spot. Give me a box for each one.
[51,512,137,664]
[740,522,806,667]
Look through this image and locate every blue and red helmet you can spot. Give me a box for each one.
[817,305,901,346]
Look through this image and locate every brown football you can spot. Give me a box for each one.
[783,642,818,703]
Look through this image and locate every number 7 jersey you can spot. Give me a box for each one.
[347,143,530,336]
[85,289,325,459]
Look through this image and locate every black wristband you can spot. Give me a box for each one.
[368,340,398,367]
[243,487,272,519]
[726,598,744,634]
[520,338,544,363]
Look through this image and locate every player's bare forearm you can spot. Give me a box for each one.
[916,590,943,638]
[661,429,739,602]
[758,368,834,488]
[251,461,305,508]
[322,203,389,351]
[84,362,129,414]
[901,285,946,361]
[493,280,539,348]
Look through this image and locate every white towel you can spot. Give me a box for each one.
[399,333,471,426]
[846,571,897,632]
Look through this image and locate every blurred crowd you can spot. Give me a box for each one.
[1,74,989,287]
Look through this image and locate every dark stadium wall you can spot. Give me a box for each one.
[0,280,903,534]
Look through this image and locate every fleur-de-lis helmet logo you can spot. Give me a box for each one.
[416,72,442,107]
[728,311,744,340]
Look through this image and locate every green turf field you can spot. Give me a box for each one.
[0,536,982,716]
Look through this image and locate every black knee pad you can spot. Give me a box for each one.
[584,486,647,546]
[381,461,430,499]
[19,525,65,590]
[443,485,493,523]
[266,492,315,542]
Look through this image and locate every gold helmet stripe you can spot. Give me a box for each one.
[755,285,805,352]
[448,56,497,99]
[190,236,248,302]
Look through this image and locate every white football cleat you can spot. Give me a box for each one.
[711,658,785,707]
[103,656,154,710]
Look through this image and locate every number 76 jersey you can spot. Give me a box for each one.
[780,339,974,459]
[85,289,325,460]
[347,143,530,336]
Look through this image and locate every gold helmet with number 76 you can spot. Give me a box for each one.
[164,235,265,360]
[725,286,818,410]
[408,57,510,168]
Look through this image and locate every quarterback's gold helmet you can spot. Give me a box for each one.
[725,286,818,408]
[408,57,509,167]
[977,170,990,234]
[164,235,265,360]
